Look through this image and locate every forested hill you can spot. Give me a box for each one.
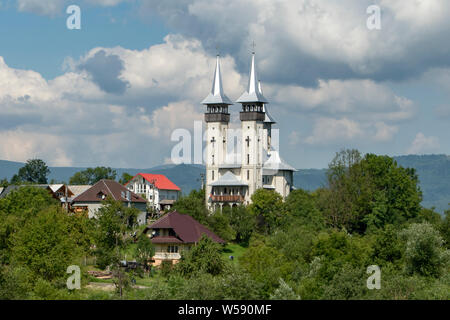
[0,154,449,213]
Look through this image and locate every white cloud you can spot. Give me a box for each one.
[304,118,363,145]
[142,0,450,83]
[407,132,440,154]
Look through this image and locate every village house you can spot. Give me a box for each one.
[124,173,181,212]
[71,179,148,225]
[143,211,225,265]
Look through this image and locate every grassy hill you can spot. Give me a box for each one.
[0,155,448,213]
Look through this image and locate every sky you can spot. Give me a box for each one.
[0,0,449,169]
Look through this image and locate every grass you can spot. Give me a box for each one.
[222,243,248,263]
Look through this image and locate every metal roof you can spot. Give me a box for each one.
[209,171,248,186]
[202,55,233,105]
[263,149,296,172]
[236,53,268,103]
[259,80,276,124]
[125,173,181,191]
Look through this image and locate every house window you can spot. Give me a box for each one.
[167,246,178,253]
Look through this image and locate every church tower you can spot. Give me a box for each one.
[202,55,233,208]
[236,52,266,201]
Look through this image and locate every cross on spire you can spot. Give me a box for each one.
[251,40,256,54]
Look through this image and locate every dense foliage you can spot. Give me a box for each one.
[69,167,117,185]
[0,151,448,300]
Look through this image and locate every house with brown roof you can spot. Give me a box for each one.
[143,211,225,265]
[124,173,181,212]
[71,179,148,225]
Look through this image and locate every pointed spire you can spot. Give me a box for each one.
[202,55,233,105]
[258,80,276,123]
[236,52,268,103]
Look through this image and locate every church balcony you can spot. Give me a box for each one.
[205,113,230,123]
[210,195,244,203]
[240,111,265,121]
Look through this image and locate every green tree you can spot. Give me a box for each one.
[0,178,8,188]
[440,209,450,249]
[208,208,235,242]
[173,189,209,225]
[239,241,294,298]
[69,167,117,185]
[284,189,324,230]
[0,187,59,264]
[176,235,225,277]
[10,207,81,282]
[270,278,301,300]
[229,205,255,246]
[93,198,138,296]
[249,188,283,234]
[12,159,50,184]
[321,149,422,233]
[134,234,155,276]
[400,222,449,278]
[119,172,134,185]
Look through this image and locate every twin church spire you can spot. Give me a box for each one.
[202,52,271,108]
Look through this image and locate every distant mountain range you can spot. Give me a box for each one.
[1,154,449,214]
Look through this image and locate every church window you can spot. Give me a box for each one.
[247,154,250,164]
[247,170,249,180]
[212,170,214,180]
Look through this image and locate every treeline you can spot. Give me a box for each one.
[0,159,133,186]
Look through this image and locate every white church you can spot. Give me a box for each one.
[203,52,296,210]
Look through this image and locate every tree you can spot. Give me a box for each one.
[229,205,256,246]
[320,149,422,233]
[440,209,450,249]
[0,187,59,264]
[284,189,324,230]
[10,207,82,282]
[249,189,283,234]
[119,172,134,185]
[134,234,155,276]
[0,178,8,188]
[208,207,235,242]
[176,235,226,277]
[93,198,138,296]
[400,222,450,278]
[12,159,50,184]
[270,278,301,300]
[69,167,117,185]
[173,189,209,225]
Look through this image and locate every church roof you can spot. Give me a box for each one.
[263,149,296,173]
[209,171,248,186]
[202,55,233,105]
[258,80,276,124]
[236,53,268,103]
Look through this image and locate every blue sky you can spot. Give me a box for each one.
[0,0,449,169]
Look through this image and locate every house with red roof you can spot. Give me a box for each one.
[143,211,225,265]
[124,173,181,212]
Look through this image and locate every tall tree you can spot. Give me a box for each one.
[249,189,283,234]
[134,234,155,276]
[119,172,134,185]
[320,149,422,233]
[93,198,138,297]
[12,159,50,184]
[69,167,117,185]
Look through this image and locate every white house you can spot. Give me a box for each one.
[124,173,181,211]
